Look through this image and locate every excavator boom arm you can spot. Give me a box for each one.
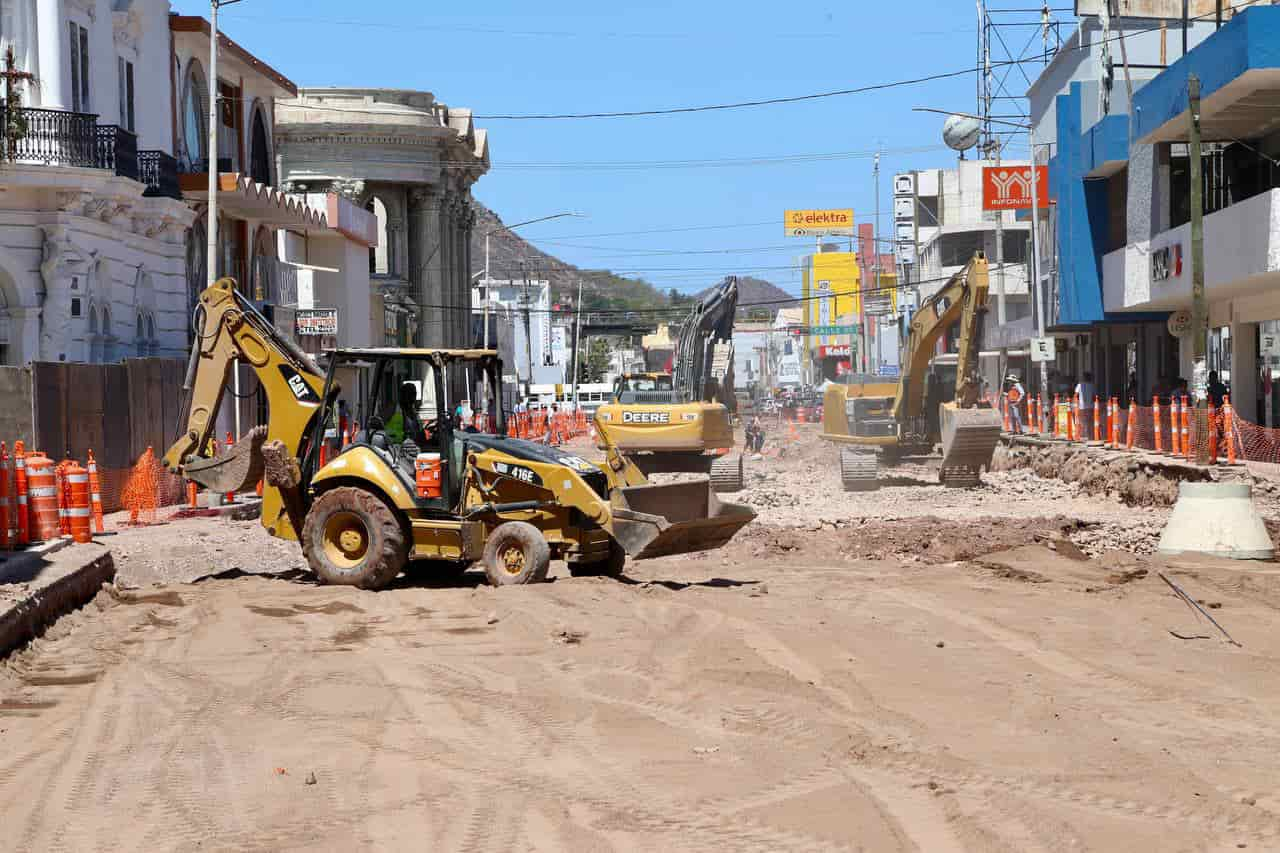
[672,276,738,405]
[893,254,990,422]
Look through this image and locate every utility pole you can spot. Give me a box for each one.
[207,0,220,287]
[993,142,1008,385]
[571,278,583,409]
[1188,74,1208,409]
[482,231,491,350]
[872,149,881,375]
[1029,132,1047,400]
[521,261,534,398]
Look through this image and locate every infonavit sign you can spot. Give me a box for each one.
[982,166,1050,211]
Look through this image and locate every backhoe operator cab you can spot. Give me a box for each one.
[162,280,755,591]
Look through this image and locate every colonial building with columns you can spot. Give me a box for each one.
[0,0,195,364]
[273,88,490,350]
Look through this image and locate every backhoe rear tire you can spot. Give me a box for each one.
[302,487,407,591]
[482,521,551,587]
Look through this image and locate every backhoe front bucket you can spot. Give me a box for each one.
[608,479,755,560]
[181,425,268,493]
[938,404,1002,487]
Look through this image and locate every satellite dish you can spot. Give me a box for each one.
[943,114,981,152]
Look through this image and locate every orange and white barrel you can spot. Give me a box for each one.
[25,454,59,544]
[13,441,28,544]
[64,461,92,544]
[415,452,442,499]
[86,450,105,533]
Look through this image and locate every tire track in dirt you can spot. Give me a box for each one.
[391,659,855,852]
[852,745,1280,842]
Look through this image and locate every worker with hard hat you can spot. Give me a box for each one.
[1005,372,1026,435]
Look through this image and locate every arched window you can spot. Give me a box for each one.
[249,103,271,186]
[101,305,113,363]
[146,313,157,356]
[0,282,11,365]
[87,304,100,362]
[366,197,390,275]
[181,60,209,171]
[251,226,276,302]
[136,312,145,356]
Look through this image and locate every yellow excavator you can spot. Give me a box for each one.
[821,253,1002,490]
[162,278,754,590]
[594,277,744,492]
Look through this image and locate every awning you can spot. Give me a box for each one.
[180,173,328,230]
[1134,8,1280,145]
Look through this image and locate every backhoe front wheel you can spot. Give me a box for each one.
[302,487,407,591]
[482,521,551,587]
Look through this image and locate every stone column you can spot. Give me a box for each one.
[451,194,468,349]
[461,201,476,349]
[407,186,443,349]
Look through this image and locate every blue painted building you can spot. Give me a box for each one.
[1033,5,1280,417]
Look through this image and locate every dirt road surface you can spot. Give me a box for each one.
[4,424,1280,851]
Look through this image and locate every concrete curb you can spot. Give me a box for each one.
[0,545,116,659]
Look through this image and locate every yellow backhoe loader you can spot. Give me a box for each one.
[594,277,744,492]
[162,279,755,590]
[821,253,1003,490]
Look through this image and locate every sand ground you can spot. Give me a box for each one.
[3,424,1280,851]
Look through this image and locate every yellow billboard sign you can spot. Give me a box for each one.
[785,209,854,237]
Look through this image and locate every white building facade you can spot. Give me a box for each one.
[0,0,195,364]
[472,278,569,386]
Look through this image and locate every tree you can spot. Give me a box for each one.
[577,338,612,383]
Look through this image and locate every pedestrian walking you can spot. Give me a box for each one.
[1074,372,1096,433]
[745,415,766,456]
[1207,370,1228,408]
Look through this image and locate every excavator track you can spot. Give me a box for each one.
[709,455,743,493]
[840,448,879,492]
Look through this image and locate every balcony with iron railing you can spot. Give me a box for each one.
[1,105,181,199]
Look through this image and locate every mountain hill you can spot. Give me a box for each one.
[469,200,790,320]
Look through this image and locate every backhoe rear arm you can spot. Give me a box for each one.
[161,278,329,538]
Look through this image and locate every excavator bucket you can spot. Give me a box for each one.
[181,425,268,493]
[938,404,1002,487]
[608,479,755,560]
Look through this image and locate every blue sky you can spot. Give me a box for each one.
[176,0,1042,294]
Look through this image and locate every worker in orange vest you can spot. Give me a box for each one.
[1005,372,1026,435]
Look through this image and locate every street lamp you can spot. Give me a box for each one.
[913,106,1047,398]
[483,211,584,350]
[479,212,583,408]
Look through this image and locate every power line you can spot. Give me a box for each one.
[255,0,1265,123]
[220,12,984,41]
